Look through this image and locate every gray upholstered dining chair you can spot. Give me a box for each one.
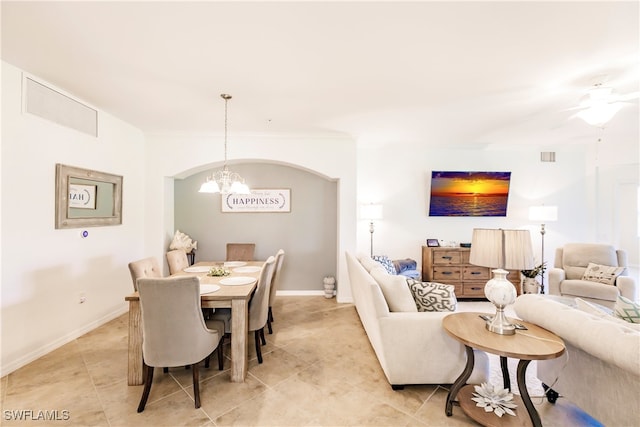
[128,257,162,291]
[212,256,276,363]
[226,243,255,261]
[136,276,225,412]
[267,249,285,334]
[166,249,189,275]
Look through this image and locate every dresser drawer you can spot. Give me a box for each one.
[463,266,490,280]
[433,251,461,265]
[462,282,486,297]
[433,266,461,281]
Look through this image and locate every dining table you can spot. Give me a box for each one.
[125,260,263,385]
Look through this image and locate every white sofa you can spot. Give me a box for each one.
[514,294,640,426]
[345,251,488,389]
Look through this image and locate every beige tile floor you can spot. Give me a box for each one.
[1,297,602,426]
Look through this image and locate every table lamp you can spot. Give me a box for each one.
[360,203,383,257]
[469,228,534,335]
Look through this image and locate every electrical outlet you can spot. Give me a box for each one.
[79,293,86,304]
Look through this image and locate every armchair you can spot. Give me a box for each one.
[548,243,637,309]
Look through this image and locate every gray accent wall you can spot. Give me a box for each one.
[174,162,338,292]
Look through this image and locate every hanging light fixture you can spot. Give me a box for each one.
[199,94,250,195]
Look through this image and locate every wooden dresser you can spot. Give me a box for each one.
[421,246,520,299]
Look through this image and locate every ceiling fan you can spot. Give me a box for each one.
[569,82,639,127]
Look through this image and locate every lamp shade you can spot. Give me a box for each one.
[360,203,383,220]
[529,205,558,222]
[469,228,534,270]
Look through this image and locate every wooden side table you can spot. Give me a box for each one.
[443,312,565,427]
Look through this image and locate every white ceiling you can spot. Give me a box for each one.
[2,1,639,148]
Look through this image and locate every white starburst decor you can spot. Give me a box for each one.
[471,382,518,417]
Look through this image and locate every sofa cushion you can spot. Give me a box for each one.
[581,262,625,286]
[372,255,396,275]
[406,279,457,312]
[562,243,619,280]
[358,254,381,273]
[370,268,418,312]
[575,298,640,331]
[614,295,640,324]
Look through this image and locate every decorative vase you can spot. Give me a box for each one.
[323,276,335,298]
[522,277,541,294]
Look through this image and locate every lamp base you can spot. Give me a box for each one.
[485,306,516,335]
[484,268,517,335]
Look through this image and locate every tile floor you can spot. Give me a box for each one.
[1,297,601,426]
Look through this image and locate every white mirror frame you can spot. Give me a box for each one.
[55,163,123,229]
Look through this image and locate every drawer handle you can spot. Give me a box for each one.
[470,271,482,275]
[470,287,482,291]
[441,256,452,260]
[442,271,453,275]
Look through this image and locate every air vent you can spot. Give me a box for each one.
[540,152,556,162]
[24,77,98,137]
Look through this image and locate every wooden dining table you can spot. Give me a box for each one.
[125,261,263,385]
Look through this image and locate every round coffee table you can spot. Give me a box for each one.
[443,312,565,427]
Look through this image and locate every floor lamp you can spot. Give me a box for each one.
[360,203,383,257]
[528,205,558,294]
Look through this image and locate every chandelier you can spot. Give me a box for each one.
[199,94,250,195]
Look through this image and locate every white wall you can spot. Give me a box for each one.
[357,138,639,287]
[1,62,147,375]
[143,133,358,302]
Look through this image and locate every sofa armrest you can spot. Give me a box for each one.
[378,312,489,384]
[514,294,640,375]
[616,276,638,302]
[548,268,565,295]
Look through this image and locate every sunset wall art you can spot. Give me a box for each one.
[428,171,511,216]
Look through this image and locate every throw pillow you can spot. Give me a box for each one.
[372,255,397,275]
[406,278,457,312]
[370,268,417,312]
[581,262,625,286]
[614,295,640,324]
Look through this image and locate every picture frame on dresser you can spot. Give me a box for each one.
[426,239,440,247]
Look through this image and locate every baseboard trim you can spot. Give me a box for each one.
[1,306,128,377]
[276,290,326,296]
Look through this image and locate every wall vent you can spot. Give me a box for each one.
[540,151,556,162]
[24,77,98,137]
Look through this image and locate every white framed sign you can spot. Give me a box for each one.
[222,189,291,213]
[69,184,96,209]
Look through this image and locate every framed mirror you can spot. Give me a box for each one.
[55,163,123,229]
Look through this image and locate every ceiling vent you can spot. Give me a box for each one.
[24,77,98,137]
[540,152,556,162]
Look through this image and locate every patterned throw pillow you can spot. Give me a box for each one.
[406,278,457,312]
[614,295,640,324]
[372,255,397,275]
[581,262,625,285]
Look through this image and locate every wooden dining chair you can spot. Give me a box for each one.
[226,243,255,261]
[267,249,285,334]
[166,249,189,275]
[128,257,162,291]
[136,276,225,412]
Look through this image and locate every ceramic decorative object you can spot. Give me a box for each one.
[522,277,541,294]
[169,230,198,252]
[471,382,517,417]
[323,276,336,298]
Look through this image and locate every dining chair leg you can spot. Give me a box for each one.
[267,307,274,334]
[254,330,263,364]
[217,344,224,370]
[204,354,211,369]
[163,367,168,373]
[137,364,155,413]
[192,363,201,409]
[260,328,266,346]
